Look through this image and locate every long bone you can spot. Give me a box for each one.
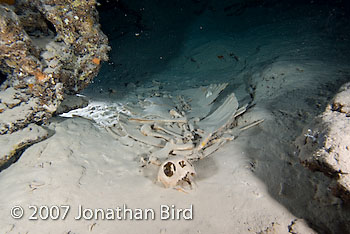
[140,124,172,141]
[119,121,166,147]
[152,123,183,139]
[149,139,194,161]
[129,117,187,124]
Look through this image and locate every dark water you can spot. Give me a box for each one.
[87,0,350,92]
[82,1,350,233]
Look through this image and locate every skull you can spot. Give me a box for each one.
[157,157,196,188]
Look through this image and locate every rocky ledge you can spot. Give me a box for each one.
[0,0,109,134]
[297,82,350,203]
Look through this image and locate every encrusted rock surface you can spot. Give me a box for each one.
[55,94,88,114]
[0,123,49,171]
[0,0,109,134]
[297,82,350,203]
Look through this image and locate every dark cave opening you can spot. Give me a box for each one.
[43,17,57,36]
[0,71,7,87]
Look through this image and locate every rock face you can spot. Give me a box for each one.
[297,82,350,203]
[0,0,110,134]
[0,123,49,171]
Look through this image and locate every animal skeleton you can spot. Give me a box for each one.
[104,83,263,188]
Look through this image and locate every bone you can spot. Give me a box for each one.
[180,121,193,141]
[105,126,126,139]
[198,93,239,132]
[140,124,171,141]
[153,123,183,139]
[108,86,261,165]
[172,149,194,157]
[197,133,213,150]
[169,109,183,118]
[194,128,205,137]
[181,83,229,119]
[149,139,194,161]
[199,140,226,159]
[157,157,196,188]
[119,122,166,147]
[195,93,241,147]
[170,123,184,135]
[239,119,264,131]
[233,104,248,118]
[188,122,195,132]
[129,117,187,124]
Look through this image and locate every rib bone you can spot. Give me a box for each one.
[149,139,194,161]
[153,123,183,139]
[140,124,171,141]
[129,117,187,124]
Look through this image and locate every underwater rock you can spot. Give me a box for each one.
[297,82,350,203]
[0,123,49,171]
[332,83,350,115]
[0,0,110,134]
[287,219,317,234]
[55,94,89,115]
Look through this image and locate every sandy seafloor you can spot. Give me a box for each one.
[1,2,350,234]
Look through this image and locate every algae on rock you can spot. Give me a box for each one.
[0,0,110,134]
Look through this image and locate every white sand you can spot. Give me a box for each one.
[0,117,298,233]
[1,3,350,233]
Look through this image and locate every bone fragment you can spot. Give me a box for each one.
[197,133,213,150]
[150,139,194,161]
[200,140,226,159]
[119,122,166,147]
[172,150,194,157]
[153,123,183,139]
[233,104,248,118]
[169,109,183,118]
[105,125,126,138]
[129,117,187,124]
[239,119,264,131]
[140,124,171,141]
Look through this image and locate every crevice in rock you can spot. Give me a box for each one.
[0,127,54,173]
[0,71,6,87]
[0,144,30,172]
[43,16,57,36]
